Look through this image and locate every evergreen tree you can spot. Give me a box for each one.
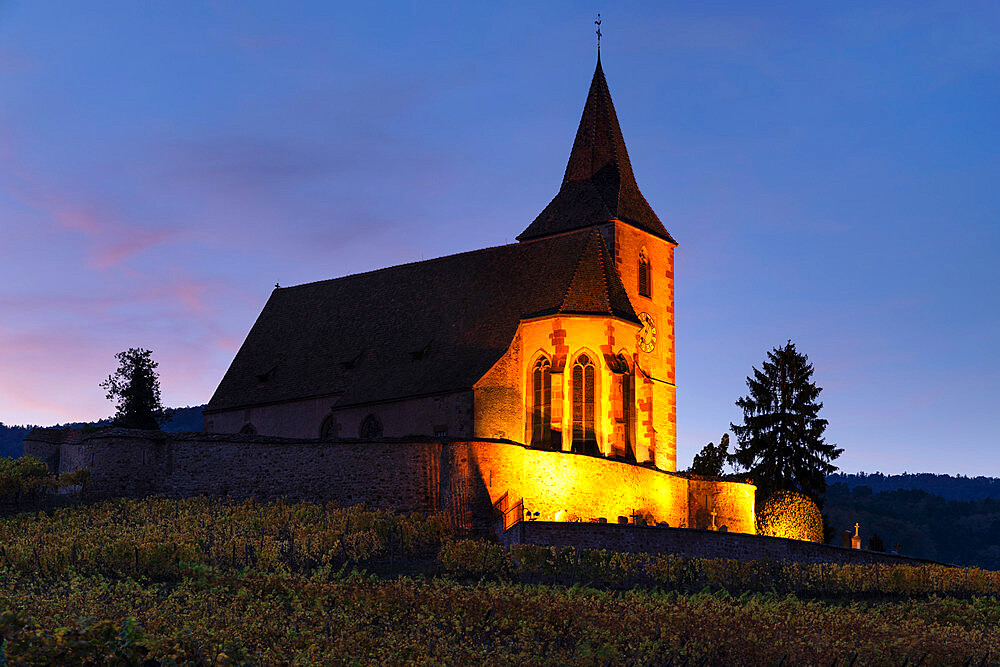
[689,433,730,477]
[100,348,172,430]
[729,341,842,504]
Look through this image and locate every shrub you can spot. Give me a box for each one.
[756,490,823,542]
[0,456,50,499]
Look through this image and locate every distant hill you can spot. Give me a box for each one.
[827,472,1000,501]
[823,482,1000,569]
[0,405,205,458]
[0,424,38,459]
[822,473,1000,569]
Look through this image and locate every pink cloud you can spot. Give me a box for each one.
[3,147,174,268]
[134,277,216,317]
[176,281,209,314]
[50,203,107,235]
[89,229,173,269]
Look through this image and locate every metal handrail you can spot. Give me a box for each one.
[503,499,524,530]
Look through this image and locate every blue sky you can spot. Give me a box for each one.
[1,1,997,475]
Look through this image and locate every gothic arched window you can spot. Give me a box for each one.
[319,415,337,440]
[359,414,383,439]
[530,356,552,449]
[617,354,635,461]
[239,423,257,435]
[638,247,651,298]
[572,354,599,455]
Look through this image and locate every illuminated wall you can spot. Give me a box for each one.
[458,441,755,534]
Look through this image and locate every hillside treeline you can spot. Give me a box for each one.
[0,424,35,459]
[828,471,1000,501]
[824,482,1000,569]
[0,406,205,458]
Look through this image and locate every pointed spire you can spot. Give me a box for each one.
[562,57,634,194]
[518,59,676,244]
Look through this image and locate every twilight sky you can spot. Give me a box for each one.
[1,2,997,475]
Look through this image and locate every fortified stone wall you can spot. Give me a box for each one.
[688,477,757,533]
[22,430,755,534]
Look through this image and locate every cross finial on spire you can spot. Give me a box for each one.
[595,13,602,54]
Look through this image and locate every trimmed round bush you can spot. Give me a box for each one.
[756,490,823,543]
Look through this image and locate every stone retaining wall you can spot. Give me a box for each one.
[501,520,946,566]
[23,429,756,533]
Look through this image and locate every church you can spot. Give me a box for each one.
[204,57,679,470]
[198,56,756,532]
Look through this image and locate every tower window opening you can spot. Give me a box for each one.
[638,247,651,298]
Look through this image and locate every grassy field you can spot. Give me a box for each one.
[0,497,998,665]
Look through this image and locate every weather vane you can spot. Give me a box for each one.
[595,13,602,53]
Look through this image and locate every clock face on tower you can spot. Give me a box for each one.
[636,312,656,353]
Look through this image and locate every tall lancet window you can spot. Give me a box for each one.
[572,354,599,455]
[617,354,635,461]
[638,247,651,298]
[531,357,552,449]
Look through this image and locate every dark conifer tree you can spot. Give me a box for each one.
[729,341,842,504]
[689,433,730,477]
[100,348,172,430]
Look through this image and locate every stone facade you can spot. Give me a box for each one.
[205,391,474,441]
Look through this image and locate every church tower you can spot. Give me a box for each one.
[518,57,678,471]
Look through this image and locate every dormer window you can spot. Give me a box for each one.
[341,353,362,370]
[638,247,651,298]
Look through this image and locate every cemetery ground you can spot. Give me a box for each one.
[1,497,998,664]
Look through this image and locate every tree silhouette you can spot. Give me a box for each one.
[690,433,730,477]
[100,348,172,430]
[729,341,842,504]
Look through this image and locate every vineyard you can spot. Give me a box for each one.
[0,497,998,664]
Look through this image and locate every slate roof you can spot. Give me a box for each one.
[518,57,676,244]
[206,230,639,413]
